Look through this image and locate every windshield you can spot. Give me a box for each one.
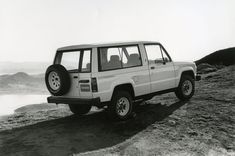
[54,49,91,73]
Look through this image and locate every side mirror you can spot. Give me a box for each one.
[154,59,166,65]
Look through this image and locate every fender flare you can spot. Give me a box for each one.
[110,80,135,100]
[176,67,196,86]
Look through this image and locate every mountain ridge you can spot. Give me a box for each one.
[0,72,46,94]
[195,47,235,66]
[0,61,50,75]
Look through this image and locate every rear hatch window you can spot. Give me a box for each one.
[55,49,91,73]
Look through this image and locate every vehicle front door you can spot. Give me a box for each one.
[144,44,176,93]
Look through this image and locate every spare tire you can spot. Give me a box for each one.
[45,64,71,96]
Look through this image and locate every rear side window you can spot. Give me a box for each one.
[98,45,141,71]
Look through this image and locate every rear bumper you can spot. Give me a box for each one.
[196,75,201,81]
[47,96,100,105]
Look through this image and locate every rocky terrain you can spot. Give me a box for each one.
[0,65,234,156]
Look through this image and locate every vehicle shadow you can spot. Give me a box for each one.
[0,100,187,156]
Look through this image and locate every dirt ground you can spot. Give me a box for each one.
[0,65,234,156]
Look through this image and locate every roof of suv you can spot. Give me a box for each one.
[57,41,160,52]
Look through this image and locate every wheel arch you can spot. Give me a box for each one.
[176,68,195,87]
[181,70,195,80]
[112,83,135,100]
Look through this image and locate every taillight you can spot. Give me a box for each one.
[91,77,98,92]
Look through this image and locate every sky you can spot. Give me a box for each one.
[0,0,234,63]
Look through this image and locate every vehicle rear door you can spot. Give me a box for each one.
[58,49,92,98]
[77,49,93,98]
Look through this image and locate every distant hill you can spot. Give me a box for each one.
[195,47,235,66]
[0,62,50,75]
[0,72,47,94]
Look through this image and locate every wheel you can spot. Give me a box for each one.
[45,64,70,96]
[69,104,91,115]
[108,91,133,120]
[175,75,195,100]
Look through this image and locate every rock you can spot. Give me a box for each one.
[197,63,217,74]
[168,120,176,126]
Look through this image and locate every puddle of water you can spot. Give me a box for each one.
[0,95,48,116]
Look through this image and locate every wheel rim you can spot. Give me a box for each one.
[182,80,193,96]
[48,71,61,91]
[116,97,130,117]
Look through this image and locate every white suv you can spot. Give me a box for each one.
[45,41,200,120]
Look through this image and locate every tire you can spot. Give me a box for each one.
[45,64,71,96]
[107,91,133,120]
[69,104,92,115]
[175,75,195,101]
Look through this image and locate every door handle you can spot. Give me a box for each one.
[79,80,90,83]
[150,66,155,70]
[73,76,78,79]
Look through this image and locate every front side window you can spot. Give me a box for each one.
[98,45,141,71]
[161,48,171,63]
[145,44,171,65]
[55,49,91,72]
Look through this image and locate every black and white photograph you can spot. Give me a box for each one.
[0,0,234,155]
